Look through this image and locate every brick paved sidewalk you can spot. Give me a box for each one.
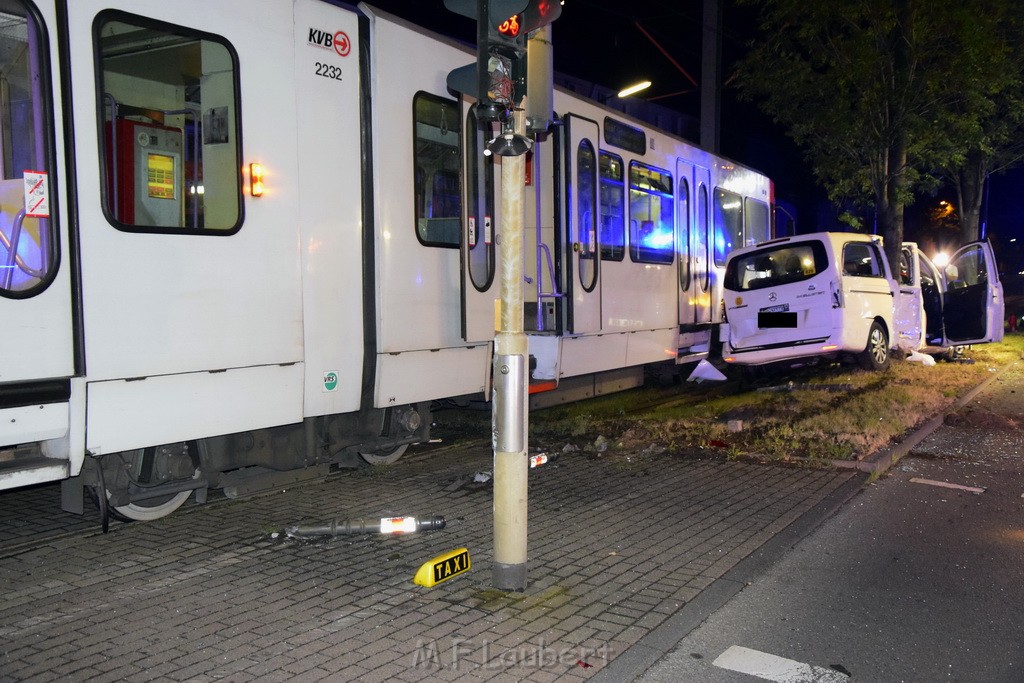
[0,442,854,682]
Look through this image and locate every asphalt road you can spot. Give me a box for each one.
[639,361,1024,682]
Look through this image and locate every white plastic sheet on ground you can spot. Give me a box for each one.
[905,351,936,367]
[687,359,728,383]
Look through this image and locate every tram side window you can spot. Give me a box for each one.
[576,139,598,291]
[599,151,624,261]
[0,1,58,296]
[713,188,743,267]
[577,141,597,256]
[744,198,770,247]
[466,107,494,289]
[629,162,673,265]
[95,13,241,233]
[678,178,691,289]
[413,93,460,248]
[696,183,709,290]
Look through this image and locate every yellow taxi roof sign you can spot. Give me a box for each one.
[414,547,471,587]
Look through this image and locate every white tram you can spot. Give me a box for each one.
[0,0,774,520]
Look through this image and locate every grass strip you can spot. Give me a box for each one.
[529,336,1024,465]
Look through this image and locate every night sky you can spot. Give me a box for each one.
[360,0,1022,266]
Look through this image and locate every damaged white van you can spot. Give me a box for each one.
[720,232,1004,370]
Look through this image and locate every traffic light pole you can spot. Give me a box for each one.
[443,0,558,593]
[492,108,529,592]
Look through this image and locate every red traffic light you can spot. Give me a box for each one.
[520,0,562,35]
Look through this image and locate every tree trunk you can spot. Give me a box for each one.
[879,0,911,271]
[879,141,907,273]
[955,151,986,244]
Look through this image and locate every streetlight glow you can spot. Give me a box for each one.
[932,251,950,268]
[617,80,652,98]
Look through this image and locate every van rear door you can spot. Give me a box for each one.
[942,240,1004,345]
[722,239,833,351]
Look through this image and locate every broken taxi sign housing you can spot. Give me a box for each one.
[414,547,471,587]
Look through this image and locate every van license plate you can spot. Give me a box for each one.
[758,311,798,328]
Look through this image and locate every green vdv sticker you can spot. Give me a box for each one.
[323,371,339,392]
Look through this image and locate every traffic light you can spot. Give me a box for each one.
[519,0,561,36]
[445,0,560,122]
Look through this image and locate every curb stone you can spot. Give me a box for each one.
[832,363,1006,475]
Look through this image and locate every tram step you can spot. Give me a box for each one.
[0,444,48,470]
[0,448,69,488]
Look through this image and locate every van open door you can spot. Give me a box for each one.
[894,242,924,352]
[942,240,1004,345]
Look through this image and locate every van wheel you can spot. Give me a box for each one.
[858,321,890,371]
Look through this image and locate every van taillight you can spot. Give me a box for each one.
[831,280,843,308]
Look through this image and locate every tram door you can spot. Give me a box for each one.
[0,1,75,452]
[460,100,501,343]
[62,1,310,455]
[562,114,600,334]
[692,164,713,325]
[676,159,695,327]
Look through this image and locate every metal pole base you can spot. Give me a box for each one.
[492,561,528,592]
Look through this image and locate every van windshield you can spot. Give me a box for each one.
[724,241,828,292]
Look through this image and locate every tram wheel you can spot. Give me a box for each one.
[358,444,409,465]
[105,442,200,521]
[110,490,192,521]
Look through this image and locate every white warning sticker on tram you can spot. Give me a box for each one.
[24,171,49,218]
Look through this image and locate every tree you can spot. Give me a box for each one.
[930,2,1024,243]
[735,0,974,267]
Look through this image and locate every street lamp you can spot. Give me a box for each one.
[617,80,651,98]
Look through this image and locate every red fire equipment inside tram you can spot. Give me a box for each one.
[106,118,184,227]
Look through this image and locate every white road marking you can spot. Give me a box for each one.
[713,645,849,682]
[910,477,985,494]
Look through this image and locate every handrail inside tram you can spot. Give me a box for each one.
[532,139,561,332]
[1,209,45,289]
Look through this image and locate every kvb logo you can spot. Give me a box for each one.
[308,28,351,57]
